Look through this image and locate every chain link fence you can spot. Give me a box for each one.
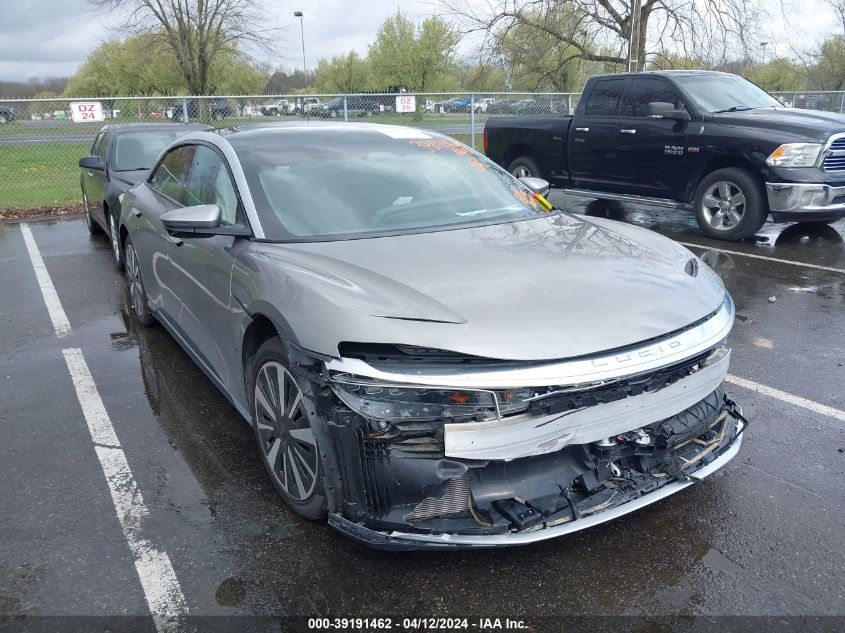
[0,92,579,211]
[4,89,845,211]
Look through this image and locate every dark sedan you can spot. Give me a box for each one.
[79,123,211,268]
[116,123,745,549]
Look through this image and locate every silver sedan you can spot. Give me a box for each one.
[117,122,746,549]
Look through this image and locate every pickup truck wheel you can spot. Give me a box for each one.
[694,168,767,241]
[508,157,541,179]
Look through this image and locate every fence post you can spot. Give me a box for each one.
[181,98,189,123]
[343,95,348,122]
[567,94,573,115]
[470,94,476,150]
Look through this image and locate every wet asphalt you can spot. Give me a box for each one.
[0,198,843,629]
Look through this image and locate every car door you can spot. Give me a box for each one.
[135,144,198,328]
[83,130,109,227]
[613,76,696,199]
[165,143,251,387]
[568,76,631,192]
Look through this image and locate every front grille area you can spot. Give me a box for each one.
[404,474,471,522]
[823,136,845,171]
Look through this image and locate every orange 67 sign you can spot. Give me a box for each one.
[70,102,104,123]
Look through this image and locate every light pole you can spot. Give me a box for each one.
[294,11,307,74]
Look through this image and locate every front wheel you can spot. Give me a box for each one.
[124,237,155,326]
[693,167,767,241]
[251,337,327,520]
[507,156,541,179]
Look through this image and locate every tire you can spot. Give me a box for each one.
[0,115,7,124]
[251,337,327,520]
[124,237,155,327]
[82,190,101,235]
[507,156,541,179]
[214,112,224,121]
[108,208,124,271]
[693,167,767,241]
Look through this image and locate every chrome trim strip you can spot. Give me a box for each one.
[562,188,691,210]
[443,347,730,460]
[819,131,845,168]
[376,421,743,547]
[325,297,734,389]
[188,131,266,239]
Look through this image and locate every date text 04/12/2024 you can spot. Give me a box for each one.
[307,618,528,630]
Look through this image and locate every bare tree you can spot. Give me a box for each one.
[88,0,279,95]
[439,0,769,73]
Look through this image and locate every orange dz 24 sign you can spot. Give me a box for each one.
[70,102,104,123]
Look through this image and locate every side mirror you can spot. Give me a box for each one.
[161,204,222,231]
[160,204,252,237]
[647,101,691,121]
[519,176,551,197]
[79,156,103,170]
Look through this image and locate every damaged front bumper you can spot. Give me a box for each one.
[301,298,745,549]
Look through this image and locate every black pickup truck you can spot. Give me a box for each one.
[484,71,845,240]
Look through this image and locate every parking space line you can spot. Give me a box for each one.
[20,223,71,336]
[678,241,845,275]
[19,223,186,631]
[63,349,186,631]
[727,373,845,422]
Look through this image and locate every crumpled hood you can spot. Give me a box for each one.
[255,213,727,361]
[714,107,845,142]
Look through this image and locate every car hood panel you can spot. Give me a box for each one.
[714,108,845,141]
[254,214,726,361]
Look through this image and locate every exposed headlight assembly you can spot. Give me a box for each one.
[766,143,821,167]
[331,377,533,422]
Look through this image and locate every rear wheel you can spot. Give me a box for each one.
[507,156,541,179]
[694,167,767,241]
[124,237,155,326]
[82,190,101,235]
[251,337,327,520]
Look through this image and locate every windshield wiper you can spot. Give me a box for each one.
[713,105,756,113]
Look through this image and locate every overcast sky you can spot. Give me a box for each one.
[0,0,839,83]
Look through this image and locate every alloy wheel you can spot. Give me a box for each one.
[700,180,746,231]
[83,192,94,230]
[512,165,532,178]
[254,362,319,502]
[124,243,145,319]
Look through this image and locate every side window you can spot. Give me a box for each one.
[184,145,243,226]
[624,77,685,117]
[583,78,627,116]
[91,132,107,162]
[149,145,196,205]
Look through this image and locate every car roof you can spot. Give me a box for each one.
[100,123,213,134]
[593,70,736,80]
[215,121,445,150]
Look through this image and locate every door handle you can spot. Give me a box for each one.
[620,129,637,134]
[574,127,589,132]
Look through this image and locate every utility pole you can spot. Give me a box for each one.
[294,11,307,73]
[627,0,641,72]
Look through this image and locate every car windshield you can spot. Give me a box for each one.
[674,74,782,112]
[233,128,554,241]
[114,130,197,171]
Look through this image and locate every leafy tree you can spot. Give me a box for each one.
[88,0,276,95]
[746,58,807,92]
[368,12,460,92]
[65,36,184,97]
[265,69,315,94]
[809,36,845,90]
[457,64,508,92]
[314,52,373,93]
